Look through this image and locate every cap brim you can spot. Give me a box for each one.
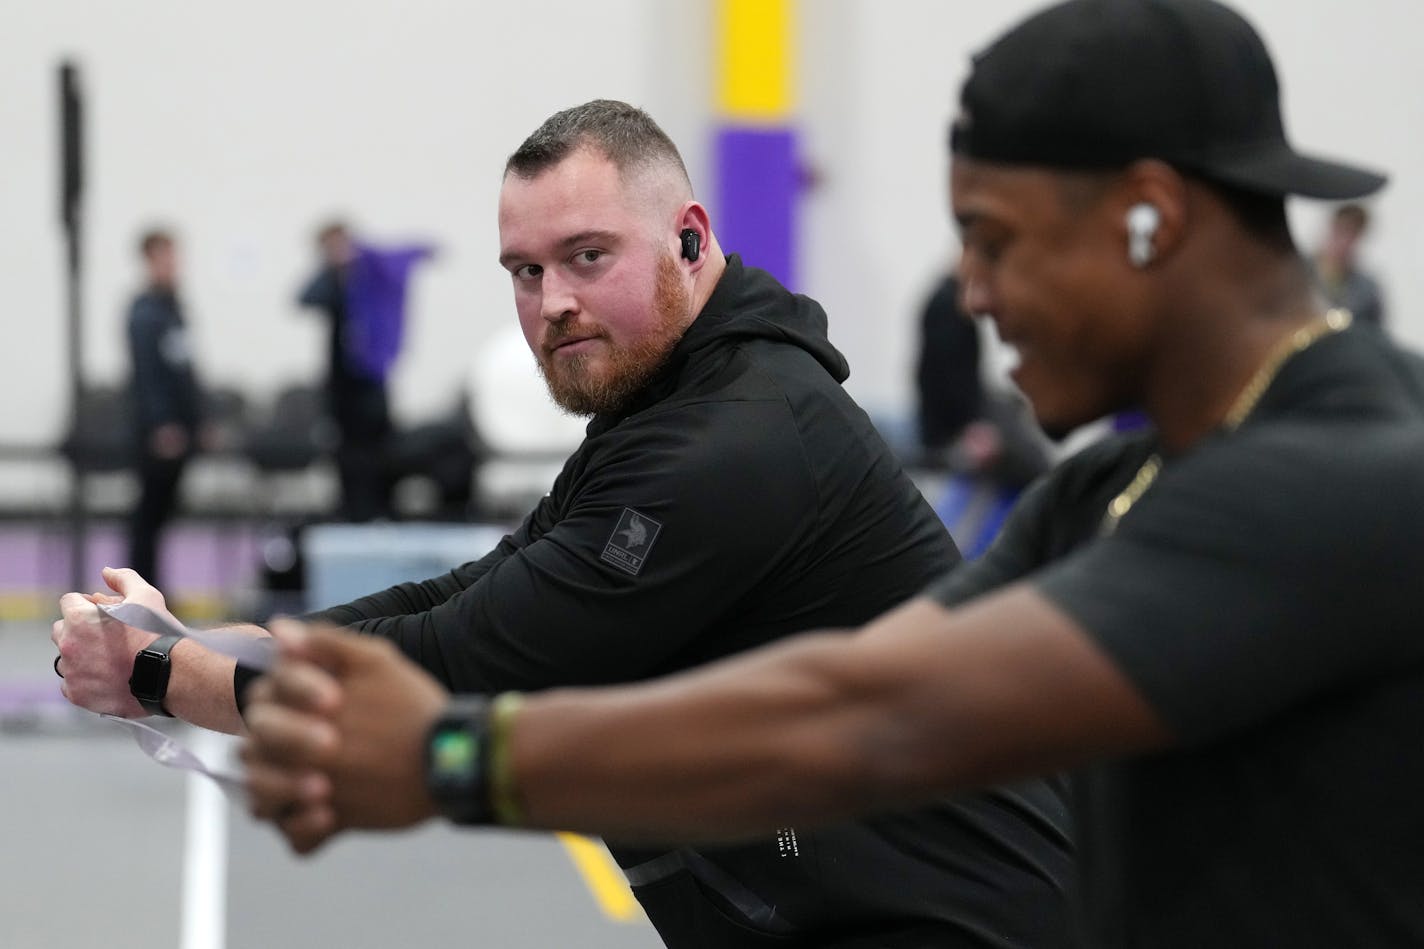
[1197,146,1387,200]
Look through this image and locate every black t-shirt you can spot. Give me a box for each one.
[929,327,1424,947]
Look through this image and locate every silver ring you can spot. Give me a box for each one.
[53,655,64,679]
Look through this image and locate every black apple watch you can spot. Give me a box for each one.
[425,696,494,825]
[128,633,184,717]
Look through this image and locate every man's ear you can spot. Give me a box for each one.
[1118,160,1188,268]
[675,202,712,272]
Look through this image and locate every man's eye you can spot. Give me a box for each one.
[966,237,1004,265]
[576,249,603,264]
[515,264,542,279]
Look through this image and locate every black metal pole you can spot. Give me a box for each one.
[60,61,86,593]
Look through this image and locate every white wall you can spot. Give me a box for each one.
[2,0,1417,445]
[800,0,1424,415]
[0,0,708,444]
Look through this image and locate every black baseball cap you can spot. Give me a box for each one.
[950,0,1386,199]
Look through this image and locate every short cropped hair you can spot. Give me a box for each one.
[505,99,690,189]
[138,228,172,259]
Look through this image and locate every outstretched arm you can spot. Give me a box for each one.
[506,587,1167,840]
[243,584,1169,852]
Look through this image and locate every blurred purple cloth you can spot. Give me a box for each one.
[1113,409,1151,432]
[345,242,435,381]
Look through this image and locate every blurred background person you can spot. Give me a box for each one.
[126,228,203,588]
[298,221,434,521]
[914,267,1051,556]
[1311,202,1386,329]
[915,269,984,461]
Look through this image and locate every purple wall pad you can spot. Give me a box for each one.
[0,523,262,595]
[714,126,798,290]
[0,680,66,713]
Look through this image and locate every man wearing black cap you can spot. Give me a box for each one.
[243,1,1424,945]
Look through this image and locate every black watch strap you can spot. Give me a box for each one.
[129,632,183,717]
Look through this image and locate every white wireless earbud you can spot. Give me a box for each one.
[1126,203,1161,268]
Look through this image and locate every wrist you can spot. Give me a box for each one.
[424,692,526,826]
[489,692,526,825]
[128,633,183,716]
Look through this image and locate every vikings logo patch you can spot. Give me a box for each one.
[600,508,663,576]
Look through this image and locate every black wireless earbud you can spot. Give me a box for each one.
[680,228,701,262]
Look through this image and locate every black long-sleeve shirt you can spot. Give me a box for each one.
[296,257,1074,947]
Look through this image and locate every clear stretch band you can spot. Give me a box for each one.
[95,601,273,796]
[99,602,276,671]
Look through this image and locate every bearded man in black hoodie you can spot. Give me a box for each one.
[57,100,1072,947]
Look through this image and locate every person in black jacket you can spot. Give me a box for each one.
[915,270,984,458]
[58,102,1072,947]
[125,229,202,587]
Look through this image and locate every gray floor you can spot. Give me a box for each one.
[0,618,663,949]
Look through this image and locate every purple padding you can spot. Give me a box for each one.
[0,680,65,713]
[0,523,262,594]
[715,126,798,290]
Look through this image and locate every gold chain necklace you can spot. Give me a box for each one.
[1100,307,1353,535]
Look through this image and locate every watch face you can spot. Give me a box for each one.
[130,650,171,700]
[429,728,480,789]
[425,700,493,824]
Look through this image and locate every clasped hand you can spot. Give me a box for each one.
[240,621,449,854]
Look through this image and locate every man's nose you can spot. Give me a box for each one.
[958,271,992,319]
[540,270,579,323]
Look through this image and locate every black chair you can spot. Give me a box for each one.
[59,385,138,472]
[385,394,485,519]
[200,386,252,456]
[246,384,337,472]
[244,383,339,520]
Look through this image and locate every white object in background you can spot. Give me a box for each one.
[181,726,234,949]
[468,326,587,512]
[468,325,588,454]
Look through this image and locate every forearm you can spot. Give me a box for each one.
[305,584,446,628]
[167,623,269,734]
[308,535,709,693]
[509,627,919,843]
[504,591,1169,843]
